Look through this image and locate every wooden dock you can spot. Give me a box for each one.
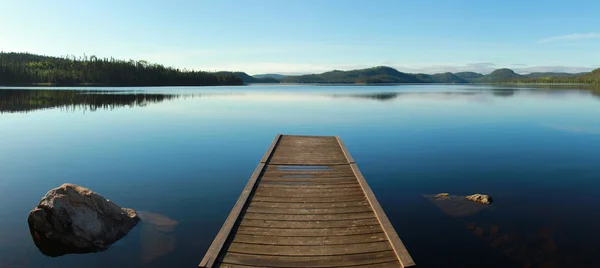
[199,134,415,268]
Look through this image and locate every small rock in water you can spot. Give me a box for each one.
[466,194,493,205]
[27,183,140,256]
[435,193,450,198]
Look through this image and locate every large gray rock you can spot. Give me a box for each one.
[28,183,139,256]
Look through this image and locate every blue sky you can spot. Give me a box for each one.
[0,0,599,74]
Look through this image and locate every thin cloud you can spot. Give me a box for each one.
[539,123,600,135]
[512,66,594,74]
[538,33,600,43]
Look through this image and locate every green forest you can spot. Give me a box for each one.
[0,52,243,86]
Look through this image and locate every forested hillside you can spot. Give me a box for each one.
[281,66,424,84]
[0,52,242,86]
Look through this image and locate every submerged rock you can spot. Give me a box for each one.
[424,193,491,217]
[466,194,493,205]
[27,183,139,257]
[138,211,179,264]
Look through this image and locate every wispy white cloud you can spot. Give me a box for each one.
[539,123,600,135]
[538,33,600,43]
[512,66,594,74]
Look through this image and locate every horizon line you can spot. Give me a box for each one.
[1,50,596,76]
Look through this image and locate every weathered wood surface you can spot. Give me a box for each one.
[199,134,415,268]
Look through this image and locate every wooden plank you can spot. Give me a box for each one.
[264,165,354,173]
[252,196,367,203]
[264,170,355,175]
[257,183,360,189]
[260,177,358,184]
[227,241,392,256]
[248,201,370,209]
[336,138,415,268]
[260,181,359,186]
[230,233,388,246]
[255,187,363,193]
[198,134,281,268]
[254,190,365,198]
[261,174,357,179]
[235,225,385,237]
[243,212,376,221]
[246,205,373,214]
[239,218,379,229]
[262,171,356,176]
[219,251,399,268]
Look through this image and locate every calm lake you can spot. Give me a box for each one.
[1,84,600,268]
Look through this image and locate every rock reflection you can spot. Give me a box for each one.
[137,211,178,264]
[423,194,490,217]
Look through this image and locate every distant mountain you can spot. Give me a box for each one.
[455,72,484,81]
[253,74,287,80]
[524,72,590,78]
[475,69,525,83]
[281,66,424,84]
[415,72,468,83]
[255,67,599,85]
[217,72,279,84]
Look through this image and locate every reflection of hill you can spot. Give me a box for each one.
[0,89,184,113]
[492,89,516,97]
[330,91,480,102]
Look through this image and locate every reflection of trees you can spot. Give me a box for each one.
[0,90,183,113]
[592,88,600,100]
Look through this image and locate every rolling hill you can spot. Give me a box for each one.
[455,72,484,81]
[280,66,466,84]
[415,73,468,83]
[475,68,525,83]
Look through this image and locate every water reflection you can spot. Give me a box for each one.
[465,223,593,267]
[0,89,191,113]
[137,212,178,265]
[330,91,485,102]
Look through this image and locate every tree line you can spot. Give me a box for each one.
[0,52,243,86]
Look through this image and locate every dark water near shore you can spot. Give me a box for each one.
[1,84,600,268]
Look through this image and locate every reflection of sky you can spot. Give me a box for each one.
[1,85,599,267]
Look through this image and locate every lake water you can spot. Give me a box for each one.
[1,84,599,268]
